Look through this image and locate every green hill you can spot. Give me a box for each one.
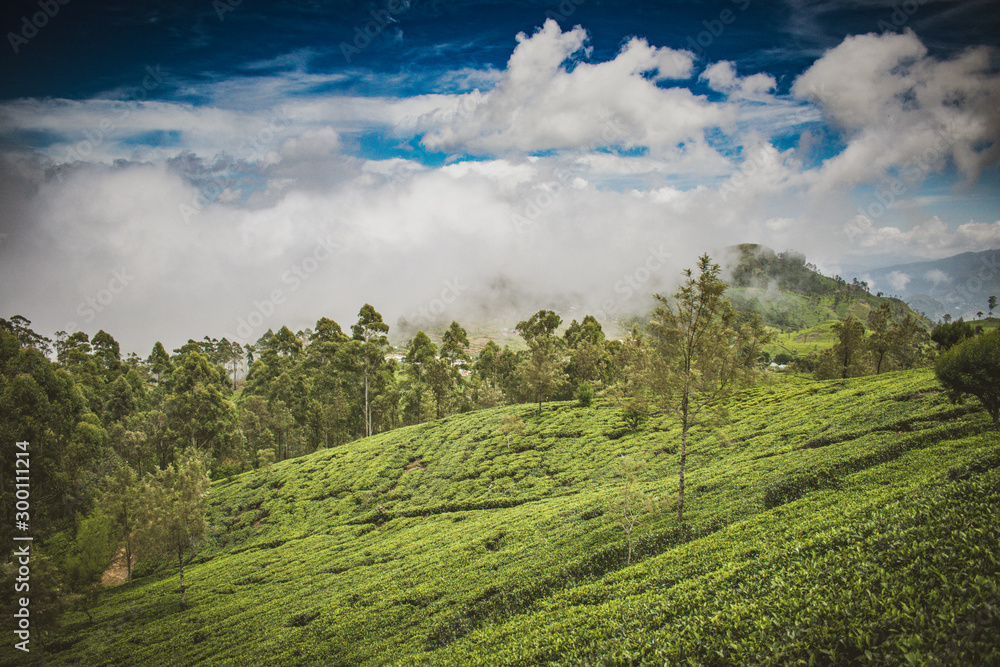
[725,244,930,329]
[42,369,999,666]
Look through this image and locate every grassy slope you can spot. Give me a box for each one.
[45,370,999,666]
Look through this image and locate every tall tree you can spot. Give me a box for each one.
[515,310,568,416]
[440,321,471,370]
[866,303,894,375]
[351,304,390,438]
[404,331,438,423]
[147,342,173,385]
[145,448,211,609]
[97,462,142,582]
[645,254,769,522]
[165,351,237,456]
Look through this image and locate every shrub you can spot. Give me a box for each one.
[935,330,1000,427]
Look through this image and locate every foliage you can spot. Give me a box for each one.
[576,381,594,407]
[931,318,978,351]
[935,330,1000,427]
[27,366,1000,665]
[645,254,770,521]
[143,448,212,609]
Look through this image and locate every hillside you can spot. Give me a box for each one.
[846,249,1000,322]
[724,244,930,331]
[37,368,1000,666]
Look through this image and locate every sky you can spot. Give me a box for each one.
[1,0,999,353]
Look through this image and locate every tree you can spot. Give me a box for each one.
[865,303,925,374]
[404,331,438,424]
[97,462,142,583]
[563,315,605,349]
[646,254,769,522]
[931,319,976,351]
[405,331,437,383]
[935,330,1000,428]
[866,304,894,375]
[515,310,568,415]
[501,412,525,447]
[351,304,390,438]
[0,315,52,356]
[616,326,653,432]
[256,448,276,480]
[439,321,471,370]
[63,511,117,623]
[474,340,503,387]
[816,317,868,379]
[989,296,997,318]
[576,381,594,407]
[147,342,173,385]
[165,351,237,456]
[612,456,654,565]
[145,449,211,609]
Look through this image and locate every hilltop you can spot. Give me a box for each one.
[41,368,1000,666]
[723,244,930,331]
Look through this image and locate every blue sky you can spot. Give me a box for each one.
[1,0,999,351]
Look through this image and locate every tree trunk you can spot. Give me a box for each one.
[178,547,186,609]
[125,538,132,583]
[677,421,688,523]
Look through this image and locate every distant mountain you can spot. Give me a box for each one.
[850,250,1000,322]
[721,244,929,331]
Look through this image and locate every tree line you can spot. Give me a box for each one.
[2,255,996,648]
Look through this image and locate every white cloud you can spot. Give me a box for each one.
[420,19,724,154]
[925,269,951,285]
[887,270,911,291]
[844,216,1000,258]
[701,61,776,99]
[794,31,1000,189]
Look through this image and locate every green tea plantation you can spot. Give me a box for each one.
[42,369,999,665]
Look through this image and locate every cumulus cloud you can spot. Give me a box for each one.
[701,61,776,99]
[1,25,997,353]
[794,31,1000,189]
[420,19,724,154]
